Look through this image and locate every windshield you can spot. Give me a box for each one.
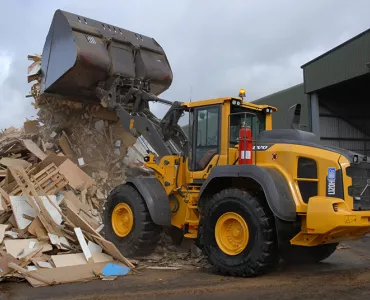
[229,107,265,146]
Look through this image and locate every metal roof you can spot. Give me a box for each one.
[301,28,370,93]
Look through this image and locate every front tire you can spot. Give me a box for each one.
[202,188,278,277]
[103,184,161,257]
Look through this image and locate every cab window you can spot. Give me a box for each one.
[191,106,220,170]
[229,107,265,147]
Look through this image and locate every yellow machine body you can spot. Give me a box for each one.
[143,97,370,247]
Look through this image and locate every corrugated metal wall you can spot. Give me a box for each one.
[302,29,370,93]
[319,104,370,155]
[252,83,310,131]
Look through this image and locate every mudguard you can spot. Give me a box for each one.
[126,176,171,226]
[198,165,297,222]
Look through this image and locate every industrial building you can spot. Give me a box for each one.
[253,28,370,155]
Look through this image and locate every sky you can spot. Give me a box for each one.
[0,0,370,130]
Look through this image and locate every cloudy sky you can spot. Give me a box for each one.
[1,0,370,130]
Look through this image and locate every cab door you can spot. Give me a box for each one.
[188,105,221,180]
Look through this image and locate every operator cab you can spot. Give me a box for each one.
[184,90,276,179]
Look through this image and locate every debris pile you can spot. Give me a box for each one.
[0,127,135,287]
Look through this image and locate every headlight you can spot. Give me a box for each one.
[232,100,237,105]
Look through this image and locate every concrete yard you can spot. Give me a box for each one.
[2,237,370,300]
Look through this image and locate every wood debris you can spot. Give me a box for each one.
[0,126,134,287]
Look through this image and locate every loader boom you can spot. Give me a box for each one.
[39,9,188,157]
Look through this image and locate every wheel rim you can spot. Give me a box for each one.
[215,212,249,256]
[112,203,134,237]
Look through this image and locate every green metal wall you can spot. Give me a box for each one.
[252,83,310,131]
[302,29,370,93]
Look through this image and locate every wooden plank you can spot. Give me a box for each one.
[93,236,134,269]
[0,254,20,276]
[0,194,7,212]
[21,139,47,160]
[28,217,48,242]
[4,239,52,258]
[8,262,52,285]
[58,159,95,190]
[74,228,93,263]
[65,204,103,239]
[25,261,123,287]
[0,158,30,169]
[51,252,113,268]
[0,224,7,244]
[10,167,64,236]
[58,135,76,160]
[0,186,11,206]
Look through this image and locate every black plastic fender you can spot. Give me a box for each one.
[126,176,171,226]
[198,165,297,222]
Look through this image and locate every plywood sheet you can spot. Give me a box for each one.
[21,139,47,160]
[9,196,37,229]
[0,253,20,276]
[10,195,61,230]
[58,159,94,190]
[25,262,121,287]
[52,252,113,268]
[4,239,52,258]
[0,158,30,169]
[65,204,103,239]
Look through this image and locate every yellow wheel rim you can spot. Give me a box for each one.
[215,212,249,256]
[112,203,134,237]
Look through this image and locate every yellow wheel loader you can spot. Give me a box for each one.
[39,10,370,276]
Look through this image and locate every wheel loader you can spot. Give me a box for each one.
[38,10,370,276]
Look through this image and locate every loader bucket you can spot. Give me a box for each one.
[40,9,173,102]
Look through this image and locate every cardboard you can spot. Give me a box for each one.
[21,139,47,160]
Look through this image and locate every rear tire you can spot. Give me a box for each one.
[103,184,161,257]
[281,243,338,264]
[202,188,278,277]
